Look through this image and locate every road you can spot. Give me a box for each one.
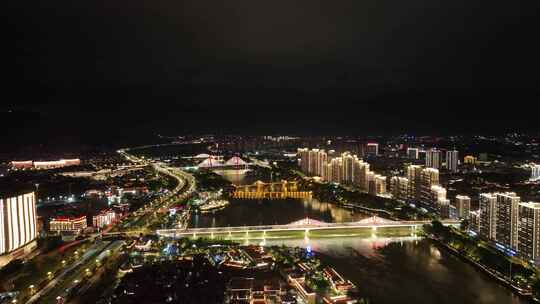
[26,241,112,304]
[116,149,196,232]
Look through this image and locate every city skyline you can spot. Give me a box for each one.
[3,0,540,302]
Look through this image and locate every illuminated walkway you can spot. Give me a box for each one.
[156,216,459,239]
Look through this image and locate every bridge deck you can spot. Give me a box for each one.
[157,220,459,237]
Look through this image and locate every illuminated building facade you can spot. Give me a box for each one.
[365,143,379,156]
[407,148,419,159]
[425,149,441,169]
[374,175,387,195]
[389,177,409,201]
[0,191,38,266]
[10,161,33,170]
[531,164,540,181]
[479,192,520,250]
[445,150,459,172]
[518,202,540,261]
[93,209,117,228]
[406,165,423,201]
[11,159,81,170]
[341,153,356,184]
[49,216,87,234]
[470,210,481,233]
[495,192,520,250]
[479,193,497,240]
[420,168,439,204]
[431,185,450,218]
[298,148,327,177]
[454,195,471,219]
[298,148,385,195]
[463,155,477,165]
[353,160,370,192]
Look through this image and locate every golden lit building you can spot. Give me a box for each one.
[463,155,477,165]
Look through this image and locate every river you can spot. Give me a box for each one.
[189,170,528,304]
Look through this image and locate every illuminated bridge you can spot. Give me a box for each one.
[232,180,312,199]
[197,156,250,170]
[156,216,459,239]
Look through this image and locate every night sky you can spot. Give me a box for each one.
[3,0,540,145]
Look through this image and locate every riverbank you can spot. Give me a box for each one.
[429,236,533,299]
[423,221,538,301]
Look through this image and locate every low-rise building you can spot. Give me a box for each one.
[93,209,117,228]
[49,216,87,234]
[463,155,477,165]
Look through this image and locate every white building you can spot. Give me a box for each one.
[531,164,540,181]
[518,202,540,261]
[0,191,38,266]
[93,209,117,228]
[454,195,471,219]
[445,150,459,172]
[426,149,442,169]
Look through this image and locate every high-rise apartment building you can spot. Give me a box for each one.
[329,158,343,184]
[518,202,540,261]
[426,149,442,169]
[299,148,385,195]
[390,177,409,201]
[470,210,481,233]
[495,192,520,250]
[406,165,424,201]
[420,168,439,204]
[298,148,327,177]
[353,159,369,192]
[407,148,419,159]
[454,195,471,219]
[341,153,356,184]
[479,193,497,240]
[446,150,459,172]
[431,185,450,217]
[298,148,310,173]
[478,192,520,250]
[366,143,379,157]
[374,175,387,195]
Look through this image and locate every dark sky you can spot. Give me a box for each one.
[3,0,540,144]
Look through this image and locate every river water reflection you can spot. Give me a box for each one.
[260,237,527,304]
[195,170,528,304]
[189,197,369,228]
